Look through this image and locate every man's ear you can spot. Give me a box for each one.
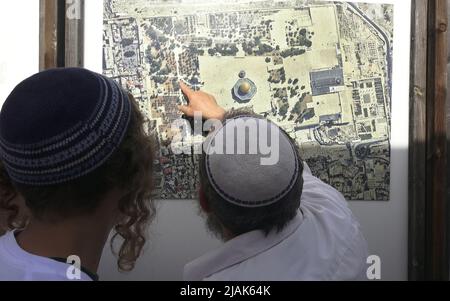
[199,187,211,213]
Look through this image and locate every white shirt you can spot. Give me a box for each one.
[184,164,369,281]
[0,231,93,281]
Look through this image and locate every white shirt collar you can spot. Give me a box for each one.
[184,211,305,281]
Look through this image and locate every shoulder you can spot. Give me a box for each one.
[300,161,363,232]
[300,163,369,280]
[300,162,356,225]
[0,232,27,280]
[331,222,369,280]
[0,232,92,281]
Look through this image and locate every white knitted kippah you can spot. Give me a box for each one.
[204,116,300,208]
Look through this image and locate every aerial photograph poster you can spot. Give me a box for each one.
[102,0,394,201]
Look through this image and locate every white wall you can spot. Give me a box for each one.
[90,0,411,281]
[98,200,221,281]
[0,1,40,108]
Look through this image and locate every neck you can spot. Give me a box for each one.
[16,214,112,273]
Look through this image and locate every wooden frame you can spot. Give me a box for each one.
[41,0,449,280]
[425,0,448,281]
[409,0,448,281]
[40,0,84,69]
[65,0,85,67]
[409,0,427,280]
[39,0,58,70]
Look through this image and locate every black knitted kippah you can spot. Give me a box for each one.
[0,68,131,186]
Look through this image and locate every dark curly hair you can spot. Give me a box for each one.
[0,94,156,272]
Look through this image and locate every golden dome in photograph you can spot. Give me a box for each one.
[239,81,251,95]
[232,76,257,104]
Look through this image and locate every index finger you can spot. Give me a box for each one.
[179,81,194,97]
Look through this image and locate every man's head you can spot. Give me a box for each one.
[199,109,304,240]
[0,68,156,271]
